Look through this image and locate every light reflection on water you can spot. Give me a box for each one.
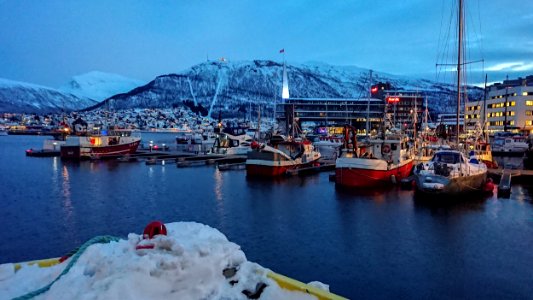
[1,134,532,299]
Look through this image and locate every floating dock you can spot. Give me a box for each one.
[285,163,336,176]
[25,149,60,157]
[497,169,512,198]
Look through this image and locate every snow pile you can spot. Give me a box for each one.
[0,222,320,300]
[59,71,145,101]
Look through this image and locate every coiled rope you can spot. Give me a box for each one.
[13,235,120,300]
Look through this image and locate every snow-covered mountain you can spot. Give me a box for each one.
[1,61,482,115]
[59,71,145,101]
[95,60,482,117]
[0,78,97,113]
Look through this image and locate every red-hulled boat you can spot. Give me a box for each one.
[246,135,321,177]
[60,128,141,160]
[335,125,414,187]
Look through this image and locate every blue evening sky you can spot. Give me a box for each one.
[0,0,531,87]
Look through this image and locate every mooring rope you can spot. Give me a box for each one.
[13,235,120,300]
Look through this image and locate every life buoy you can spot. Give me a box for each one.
[135,221,167,251]
[382,144,391,154]
[74,124,84,133]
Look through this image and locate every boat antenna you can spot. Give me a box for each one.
[482,73,488,136]
[366,69,372,136]
[504,74,509,132]
[456,0,464,147]
[256,105,261,141]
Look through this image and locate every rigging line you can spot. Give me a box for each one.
[436,59,484,66]
[476,0,485,64]
[439,0,456,85]
[435,0,448,69]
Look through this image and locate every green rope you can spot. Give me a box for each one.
[13,235,120,300]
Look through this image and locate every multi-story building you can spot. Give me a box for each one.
[382,91,426,130]
[465,75,533,134]
[275,97,384,134]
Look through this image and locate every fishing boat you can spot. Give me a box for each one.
[246,135,321,177]
[415,143,452,164]
[210,132,253,156]
[313,135,344,160]
[60,128,141,160]
[466,140,497,168]
[413,149,487,194]
[335,125,414,187]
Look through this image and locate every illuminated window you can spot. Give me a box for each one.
[523,92,528,96]
[527,100,533,106]
[527,120,533,126]
[526,111,533,116]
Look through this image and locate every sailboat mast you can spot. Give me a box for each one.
[366,70,372,136]
[456,0,464,145]
[482,73,488,134]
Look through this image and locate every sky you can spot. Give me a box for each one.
[0,0,532,88]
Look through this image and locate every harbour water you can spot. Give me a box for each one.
[1,134,532,299]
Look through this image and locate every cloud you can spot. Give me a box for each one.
[486,62,533,72]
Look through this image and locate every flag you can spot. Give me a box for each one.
[279,49,285,53]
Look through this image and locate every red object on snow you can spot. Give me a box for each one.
[142,221,167,239]
[136,221,167,251]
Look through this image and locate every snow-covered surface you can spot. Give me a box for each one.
[59,71,145,101]
[0,77,97,113]
[0,222,322,300]
[1,60,482,114]
[100,60,482,116]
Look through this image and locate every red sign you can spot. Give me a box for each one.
[387,97,400,103]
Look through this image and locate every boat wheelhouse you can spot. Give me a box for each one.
[61,129,141,160]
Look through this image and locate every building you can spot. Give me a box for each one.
[466,75,533,134]
[382,90,426,130]
[275,97,384,135]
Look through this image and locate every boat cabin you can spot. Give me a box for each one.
[431,151,464,165]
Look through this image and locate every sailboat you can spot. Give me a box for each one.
[413,0,488,195]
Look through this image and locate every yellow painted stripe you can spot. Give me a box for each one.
[267,271,349,300]
[12,258,349,299]
[13,257,62,272]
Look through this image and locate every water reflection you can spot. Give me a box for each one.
[412,191,488,214]
[213,169,225,227]
[214,169,223,202]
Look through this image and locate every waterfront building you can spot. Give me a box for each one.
[275,89,428,136]
[466,75,533,134]
[382,90,426,131]
[275,97,384,135]
[436,113,465,137]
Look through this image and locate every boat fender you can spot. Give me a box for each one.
[390,174,397,184]
[483,178,495,194]
[135,221,167,250]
